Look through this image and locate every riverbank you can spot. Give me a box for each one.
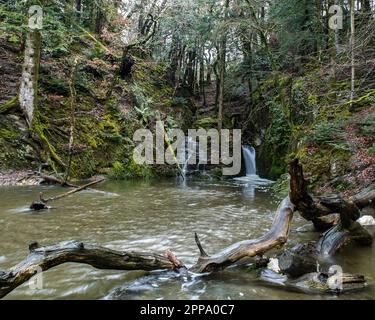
[0,171,44,186]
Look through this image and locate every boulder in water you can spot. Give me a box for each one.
[357,215,375,226]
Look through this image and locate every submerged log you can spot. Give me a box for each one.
[317,221,373,256]
[259,269,367,294]
[0,240,180,299]
[42,178,104,202]
[190,197,294,273]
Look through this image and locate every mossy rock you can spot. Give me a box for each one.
[193,117,218,129]
[108,159,153,180]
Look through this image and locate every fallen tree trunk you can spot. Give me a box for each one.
[190,197,294,273]
[43,179,105,202]
[289,159,375,231]
[30,178,105,210]
[350,185,375,209]
[2,197,294,298]
[0,240,180,299]
[288,158,373,258]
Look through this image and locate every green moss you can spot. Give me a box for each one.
[0,121,19,140]
[272,174,289,197]
[307,280,330,291]
[193,117,218,129]
[41,77,70,95]
[307,94,318,106]
[368,143,375,155]
[211,167,223,179]
[0,116,31,169]
[31,115,66,168]
[0,96,18,114]
[108,159,153,180]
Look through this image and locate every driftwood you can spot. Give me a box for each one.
[29,179,105,210]
[0,240,179,299]
[316,221,373,256]
[259,269,367,294]
[289,159,375,231]
[289,159,373,253]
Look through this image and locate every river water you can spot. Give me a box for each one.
[0,179,374,300]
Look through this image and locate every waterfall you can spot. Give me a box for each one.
[234,145,273,196]
[180,136,197,180]
[242,145,257,176]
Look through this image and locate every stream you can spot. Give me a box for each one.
[0,178,374,300]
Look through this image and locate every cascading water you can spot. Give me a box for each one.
[180,136,197,180]
[242,145,257,176]
[234,145,273,197]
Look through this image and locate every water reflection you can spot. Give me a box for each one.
[243,184,255,199]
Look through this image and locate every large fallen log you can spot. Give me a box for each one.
[350,185,375,209]
[0,240,180,299]
[289,159,375,231]
[1,197,294,298]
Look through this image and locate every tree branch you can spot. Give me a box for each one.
[0,240,177,299]
[189,197,294,273]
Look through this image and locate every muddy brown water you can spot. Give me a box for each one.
[0,179,374,299]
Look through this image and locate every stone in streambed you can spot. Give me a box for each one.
[357,215,375,226]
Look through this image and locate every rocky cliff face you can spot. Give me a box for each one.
[244,72,375,195]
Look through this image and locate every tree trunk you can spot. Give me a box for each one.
[217,0,230,131]
[350,0,356,108]
[19,30,41,126]
[288,159,375,230]
[288,159,373,254]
